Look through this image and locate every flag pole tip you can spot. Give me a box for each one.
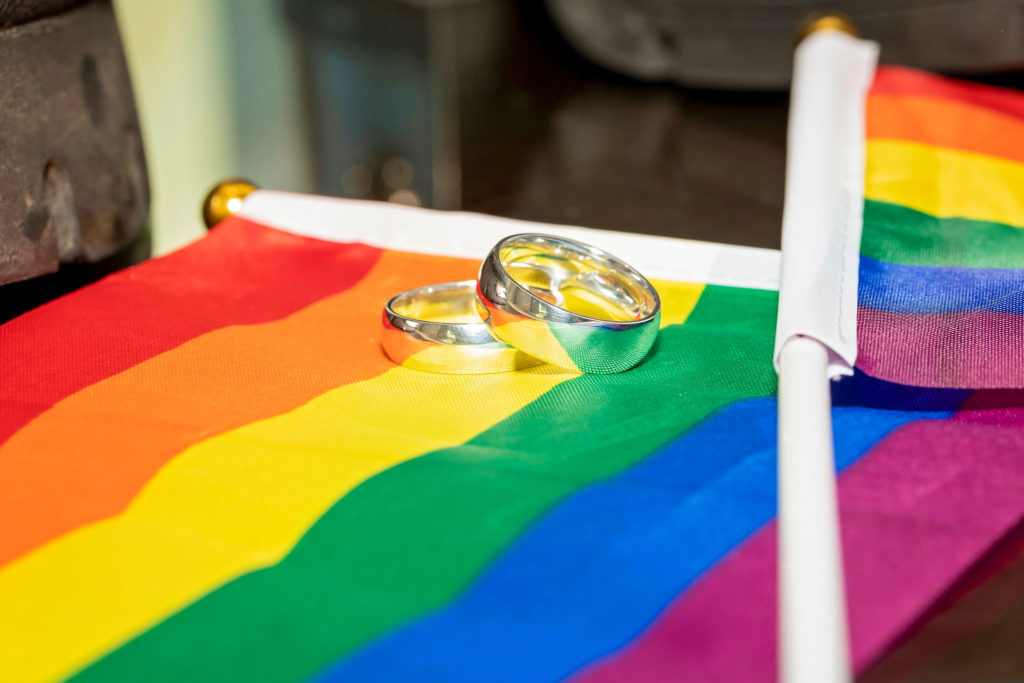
[203,178,259,229]
[795,12,860,45]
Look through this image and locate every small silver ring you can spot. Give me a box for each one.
[476,234,661,373]
[382,280,544,374]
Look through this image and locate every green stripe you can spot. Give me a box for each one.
[71,286,778,683]
[861,199,1024,268]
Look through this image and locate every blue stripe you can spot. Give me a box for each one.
[858,255,1024,314]
[315,377,966,683]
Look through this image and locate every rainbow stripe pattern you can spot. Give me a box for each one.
[858,66,1024,388]
[0,210,1022,682]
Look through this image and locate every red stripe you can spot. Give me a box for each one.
[871,66,1024,121]
[574,412,1024,682]
[0,217,382,445]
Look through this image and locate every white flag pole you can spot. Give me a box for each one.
[778,335,850,683]
[774,17,878,683]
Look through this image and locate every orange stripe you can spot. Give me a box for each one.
[0,249,477,568]
[867,93,1024,165]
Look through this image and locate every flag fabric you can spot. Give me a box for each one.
[858,66,1024,388]
[1,196,1023,682]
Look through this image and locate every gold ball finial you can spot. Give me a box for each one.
[796,12,859,44]
[202,178,259,229]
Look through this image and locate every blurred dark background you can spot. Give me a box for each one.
[285,0,1024,251]
[7,0,1024,281]
[287,0,793,249]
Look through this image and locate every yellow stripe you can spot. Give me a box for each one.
[652,280,704,327]
[866,139,1024,228]
[0,282,703,683]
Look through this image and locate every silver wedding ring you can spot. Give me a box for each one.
[476,234,661,373]
[382,280,544,374]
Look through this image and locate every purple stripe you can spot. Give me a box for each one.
[857,307,1024,388]
[574,405,1024,682]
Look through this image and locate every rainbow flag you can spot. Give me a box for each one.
[1,192,1022,682]
[858,66,1024,388]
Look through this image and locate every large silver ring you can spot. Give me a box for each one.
[476,234,661,373]
[382,280,544,374]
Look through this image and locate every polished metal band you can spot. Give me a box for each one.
[382,280,543,374]
[476,234,661,373]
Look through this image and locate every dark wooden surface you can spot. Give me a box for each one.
[459,5,788,251]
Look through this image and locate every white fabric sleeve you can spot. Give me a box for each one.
[773,31,879,378]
